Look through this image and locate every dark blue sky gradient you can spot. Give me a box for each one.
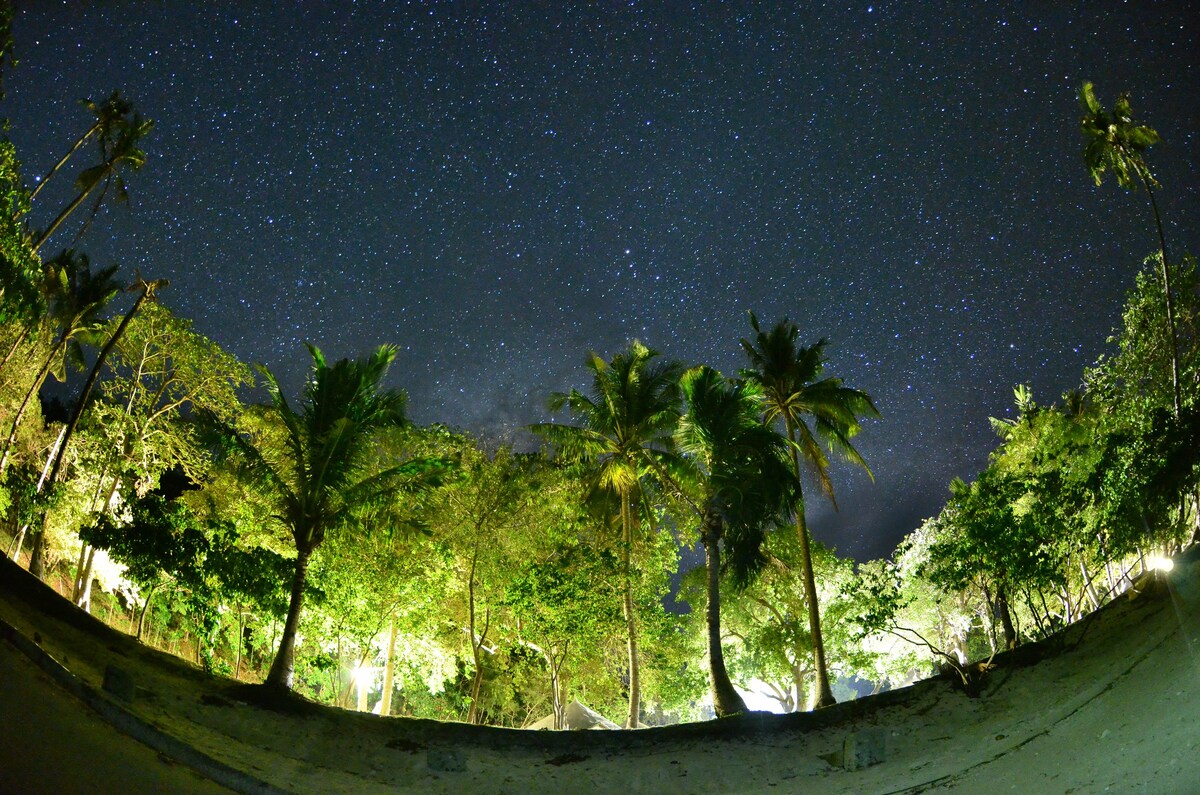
[6,2,1198,560]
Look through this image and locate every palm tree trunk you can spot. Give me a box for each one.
[621,490,641,728]
[794,506,836,708]
[1141,178,1181,416]
[137,583,158,640]
[0,325,31,379]
[28,122,101,203]
[0,335,66,477]
[32,179,103,255]
[379,612,399,717]
[704,512,747,717]
[265,545,313,690]
[786,424,836,709]
[29,281,161,580]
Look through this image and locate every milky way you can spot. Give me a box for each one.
[6,2,1198,559]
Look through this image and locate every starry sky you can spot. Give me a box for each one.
[5,2,1198,561]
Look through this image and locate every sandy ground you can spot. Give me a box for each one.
[1,550,1197,795]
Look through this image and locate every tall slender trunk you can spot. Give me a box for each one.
[71,542,89,603]
[1080,557,1101,612]
[996,585,1017,650]
[137,583,158,640]
[621,490,641,728]
[379,612,399,717]
[28,121,101,203]
[265,545,313,690]
[0,334,67,477]
[356,661,370,712]
[786,420,836,709]
[234,609,246,681]
[704,511,747,717]
[28,280,163,580]
[77,547,97,612]
[791,660,805,713]
[466,544,487,724]
[32,182,100,255]
[1141,178,1181,417]
[0,325,31,381]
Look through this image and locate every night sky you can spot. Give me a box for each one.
[5,2,1198,561]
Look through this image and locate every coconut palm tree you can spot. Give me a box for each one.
[28,91,133,204]
[214,344,420,690]
[28,276,166,580]
[675,365,797,716]
[530,340,684,728]
[740,313,878,709]
[1079,81,1179,415]
[0,250,121,476]
[32,112,153,255]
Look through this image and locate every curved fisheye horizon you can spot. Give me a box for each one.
[1,3,1198,791]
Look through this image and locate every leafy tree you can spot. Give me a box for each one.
[0,250,121,476]
[417,440,537,723]
[63,301,252,607]
[1080,81,1179,414]
[852,522,993,691]
[531,339,684,727]
[0,137,40,326]
[674,365,796,716]
[740,313,878,708]
[1087,255,1200,556]
[28,277,167,579]
[503,542,624,729]
[80,493,290,668]
[211,344,440,690]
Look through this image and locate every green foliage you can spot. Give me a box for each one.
[80,493,290,671]
[1079,81,1161,192]
[740,312,879,501]
[676,365,796,587]
[0,137,40,325]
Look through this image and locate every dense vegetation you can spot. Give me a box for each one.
[1,18,1195,729]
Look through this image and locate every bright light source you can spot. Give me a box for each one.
[1148,556,1174,572]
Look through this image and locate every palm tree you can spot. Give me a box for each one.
[675,365,797,716]
[740,313,878,709]
[215,344,415,690]
[530,340,684,728]
[27,92,133,204]
[1079,81,1179,415]
[32,112,153,255]
[0,250,121,477]
[28,276,166,580]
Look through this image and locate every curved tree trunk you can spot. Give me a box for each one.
[703,511,747,717]
[28,121,101,203]
[28,279,163,580]
[265,545,313,690]
[0,335,67,477]
[136,583,158,640]
[1141,180,1180,417]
